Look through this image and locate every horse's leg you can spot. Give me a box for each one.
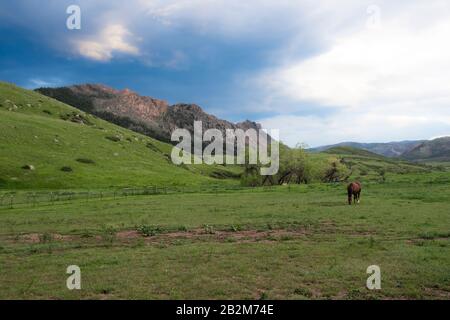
[357,191,361,204]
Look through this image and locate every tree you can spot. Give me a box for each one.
[322,157,351,182]
[276,143,312,185]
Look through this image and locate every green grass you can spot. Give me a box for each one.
[0,82,240,189]
[0,172,449,299]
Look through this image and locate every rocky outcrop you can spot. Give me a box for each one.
[36,84,266,145]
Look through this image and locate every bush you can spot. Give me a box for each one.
[101,226,116,245]
[203,224,215,234]
[60,112,93,125]
[321,157,350,182]
[39,233,53,243]
[137,225,161,237]
[241,143,314,186]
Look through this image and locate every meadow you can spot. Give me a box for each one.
[0,172,449,299]
[1,82,449,300]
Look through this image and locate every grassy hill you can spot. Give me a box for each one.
[324,146,385,158]
[0,82,240,190]
[322,146,431,182]
[402,137,450,162]
[310,140,424,157]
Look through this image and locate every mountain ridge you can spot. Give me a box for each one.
[36,84,264,145]
[401,137,450,162]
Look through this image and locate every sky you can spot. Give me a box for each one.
[1,0,450,147]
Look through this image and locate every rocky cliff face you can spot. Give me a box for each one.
[36,84,266,145]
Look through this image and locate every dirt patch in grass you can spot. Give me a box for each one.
[12,228,310,245]
[118,228,310,244]
[423,287,450,299]
[17,233,75,243]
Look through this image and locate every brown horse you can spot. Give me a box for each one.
[347,181,362,205]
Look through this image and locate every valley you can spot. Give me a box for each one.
[0,81,449,300]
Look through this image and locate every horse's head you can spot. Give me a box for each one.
[348,194,352,205]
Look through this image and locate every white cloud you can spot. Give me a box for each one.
[26,78,63,89]
[260,112,450,148]
[73,24,140,61]
[255,1,450,146]
[265,20,450,109]
[140,0,335,38]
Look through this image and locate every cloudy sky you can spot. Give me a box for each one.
[1,0,450,147]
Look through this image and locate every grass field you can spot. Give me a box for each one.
[1,82,449,300]
[1,172,449,299]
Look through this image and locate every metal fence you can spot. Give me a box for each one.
[0,184,278,209]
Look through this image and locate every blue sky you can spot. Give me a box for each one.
[1,0,450,147]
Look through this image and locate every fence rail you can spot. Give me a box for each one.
[0,184,279,209]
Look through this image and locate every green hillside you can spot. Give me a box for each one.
[402,137,450,162]
[323,146,431,181]
[0,82,239,190]
[324,146,385,158]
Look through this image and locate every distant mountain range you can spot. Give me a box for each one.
[36,84,265,145]
[310,138,450,162]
